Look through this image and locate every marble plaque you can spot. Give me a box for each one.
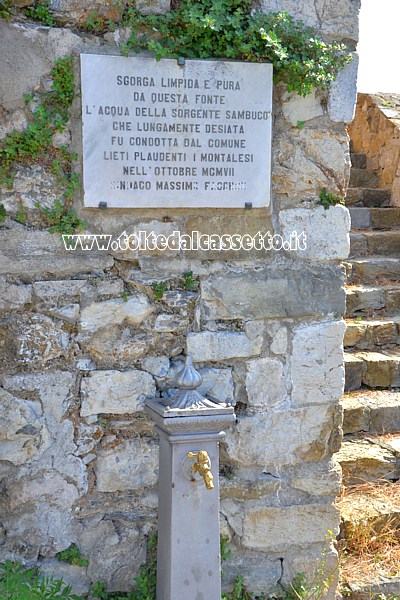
[80,54,272,208]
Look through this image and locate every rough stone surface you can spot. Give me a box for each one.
[245,357,286,408]
[273,129,350,199]
[95,438,158,492]
[291,321,346,406]
[0,388,45,465]
[242,503,340,551]
[260,0,360,42]
[0,282,32,310]
[225,405,340,468]
[328,54,359,123]
[80,294,154,333]
[0,229,114,280]
[201,264,345,321]
[80,369,156,416]
[187,331,263,362]
[198,367,235,404]
[282,90,324,125]
[279,205,350,260]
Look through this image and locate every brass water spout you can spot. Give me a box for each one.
[188,450,214,490]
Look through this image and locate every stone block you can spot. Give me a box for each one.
[39,560,91,597]
[267,323,288,355]
[344,353,365,391]
[272,129,349,199]
[282,90,323,125]
[349,207,371,230]
[328,54,359,123]
[0,230,114,280]
[345,285,386,315]
[287,459,342,497]
[198,367,234,404]
[341,394,370,434]
[260,0,360,42]
[357,351,400,388]
[279,205,350,260]
[0,282,31,310]
[4,472,80,555]
[186,331,262,362]
[0,313,71,367]
[153,313,189,333]
[245,357,286,408]
[291,321,346,406]
[0,21,51,110]
[80,369,156,416]
[80,294,154,333]
[242,503,340,552]
[201,264,345,321]
[0,388,46,465]
[141,355,170,378]
[225,404,339,468]
[95,438,158,492]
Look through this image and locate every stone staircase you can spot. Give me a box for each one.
[335,150,400,599]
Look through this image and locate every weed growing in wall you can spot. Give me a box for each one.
[25,0,55,26]
[124,0,352,97]
[317,188,345,210]
[0,56,85,234]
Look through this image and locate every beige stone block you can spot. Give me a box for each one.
[95,438,158,492]
[291,321,346,406]
[80,294,154,333]
[245,357,286,408]
[80,369,156,417]
[186,331,262,362]
[242,503,340,551]
[279,205,350,261]
[225,404,339,468]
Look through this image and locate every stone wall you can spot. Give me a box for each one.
[0,0,359,596]
[348,93,400,207]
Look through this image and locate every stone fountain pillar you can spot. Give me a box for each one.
[145,356,235,600]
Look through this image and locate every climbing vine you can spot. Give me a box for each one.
[124,0,352,96]
[0,56,85,233]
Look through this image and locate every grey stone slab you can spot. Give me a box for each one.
[0,230,113,280]
[349,207,371,230]
[201,264,345,321]
[80,54,272,208]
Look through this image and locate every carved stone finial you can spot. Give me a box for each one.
[167,355,221,410]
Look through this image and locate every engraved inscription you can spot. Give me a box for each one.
[81,55,273,208]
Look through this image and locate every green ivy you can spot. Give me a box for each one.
[25,0,55,26]
[0,56,85,234]
[125,0,351,96]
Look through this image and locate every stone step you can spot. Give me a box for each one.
[346,258,400,285]
[341,390,400,434]
[350,230,400,258]
[350,152,367,170]
[335,435,400,484]
[346,188,392,208]
[345,284,400,316]
[344,317,400,349]
[349,168,379,188]
[350,207,400,230]
[344,350,400,391]
[340,576,400,600]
